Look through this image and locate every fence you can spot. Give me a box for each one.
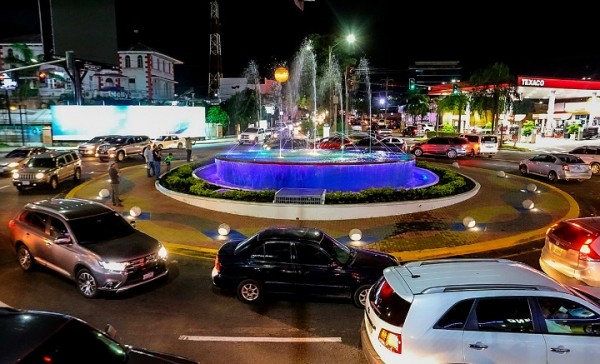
[273,188,326,205]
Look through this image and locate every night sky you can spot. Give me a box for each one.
[3,1,600,94]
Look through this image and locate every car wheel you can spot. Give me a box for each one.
[519,165,528,175]
[49,176,59,190]
[17,245,34,271]
[353,284,371,308]
[116,151,125,162]
[447,149,458,159]
[412,148,423,157]
[76,268,99,298]
[236,279,262,304]
[548,171,558,183]
[73,168,81,182]
[591,162,600,175]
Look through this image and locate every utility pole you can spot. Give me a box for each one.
[382,78,393,127]
[208,1,222,100]
[65,51,82,105]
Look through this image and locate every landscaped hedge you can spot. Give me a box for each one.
[161,162,475,204]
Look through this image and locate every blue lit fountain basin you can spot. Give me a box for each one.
[194,149,439,192]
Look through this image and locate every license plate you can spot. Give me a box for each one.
[22,181,30,185]
[550,243,565,256]
[143,272,154,280]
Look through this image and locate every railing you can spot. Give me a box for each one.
[273,188,326,205]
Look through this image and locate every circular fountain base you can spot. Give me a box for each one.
[194,149,439,192]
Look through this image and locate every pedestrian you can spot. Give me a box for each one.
[152,145,162,179]
[143,146,154,177]
[108,162,123,206]
[185,137,193,162]
[165,152,173,172]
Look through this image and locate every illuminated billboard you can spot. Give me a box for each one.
[51,105,207,141]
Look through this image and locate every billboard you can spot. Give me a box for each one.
[51,105,206,141]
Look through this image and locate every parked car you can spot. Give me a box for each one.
[96,135,152,162]
[345,136,405,153]
[409,136,469,159]
[375,128,393,137]
[378,136,407,152]
[0,306,198,363]
[11,150,82,191]
[540,216,600,287]
[7,198,169,298]
[151,134,184,149]
[401,126,418,137]
[569,145,600,175]
[361,258,600,364]
[211,226,399,308]
[0,146,49,175]
[519,153,592,182]
[77,135,120,157]
[262,137,311,150]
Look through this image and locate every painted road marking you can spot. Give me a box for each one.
[179,336,342,343]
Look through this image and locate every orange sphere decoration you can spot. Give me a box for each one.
[274,67,289,83]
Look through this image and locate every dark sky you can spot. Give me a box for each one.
[4,1,600,94]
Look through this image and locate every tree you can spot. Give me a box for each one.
[436,92,469,132]
[4,43,45,100]
[221,89,259,132]
[206,105,229,130]
[404,90,430,124]
[469,63,517,139]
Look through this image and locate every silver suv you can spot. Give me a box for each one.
[361,258,600,363]
[96,135,151,162]
[7,198,169,298]
[12,150,82,191]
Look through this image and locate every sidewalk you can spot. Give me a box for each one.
[65,144,580,262]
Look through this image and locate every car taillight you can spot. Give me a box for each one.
[378,328,402,354]
[214,255,221,271]
[579,239,600,261]
[563,165,570,171]
[8,220,15,229]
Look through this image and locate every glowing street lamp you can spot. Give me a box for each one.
[274,66,289,157]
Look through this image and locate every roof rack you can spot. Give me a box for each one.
[421,284,562,295]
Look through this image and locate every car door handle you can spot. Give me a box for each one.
[468,341,488,350]
[550,345,570,354]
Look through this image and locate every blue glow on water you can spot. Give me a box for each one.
[194,149,439,192]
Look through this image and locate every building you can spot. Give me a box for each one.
[0,36,182,104]
[409,61,463,88]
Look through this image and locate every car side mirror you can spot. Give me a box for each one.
[55,235,72,244]
[104,324,118,338]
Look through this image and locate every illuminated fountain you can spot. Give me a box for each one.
[194,40,439,193]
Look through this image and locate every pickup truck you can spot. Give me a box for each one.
[238,127,266,145]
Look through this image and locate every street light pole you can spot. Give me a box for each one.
[328,34,356,136]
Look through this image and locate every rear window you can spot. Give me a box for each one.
[482,136,498,143]
[465,135,479,142]
[451,137,468,145]
[549,221,598,249]
[368,277,411,326]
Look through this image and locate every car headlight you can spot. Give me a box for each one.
[99,260,129,272]
[35,172,46,179]
[158,245,168,260]
[12,172,19,179]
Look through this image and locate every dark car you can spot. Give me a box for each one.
[211,226,399,308]
[410,136,469,159]
[0,306,198,364]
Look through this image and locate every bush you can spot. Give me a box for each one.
[160,161,474,204]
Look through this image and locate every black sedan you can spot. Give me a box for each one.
[0,306,198,363]
[211,226,399,308]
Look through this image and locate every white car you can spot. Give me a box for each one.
[361,258,600,364]
[519,153,592,182]
[568,145,600,175]
[151,134,184,149]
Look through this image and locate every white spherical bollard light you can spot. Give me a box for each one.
[496,171,506,178]
[349,228,362,241]
[99,188,110,198]
[130,206,142,217]
[452,161,460,168]
[526,183,537,192]
[218,223,231,236]
[462,216,476,228]
[522,199,535,209]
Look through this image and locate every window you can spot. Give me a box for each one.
[251,242,291,263]
[435,299,474,330]
[473,297,533,333]
[49,217,68,238]
[21,211,48,233]
[537,297,600,335]
[125,56,131,68]
[550,222,595,250]
[295,243,331,266]
[137,55,143,68]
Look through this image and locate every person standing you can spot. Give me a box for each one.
[108,162,123,206]
[165,152,173,172]
[185,137,193,162]
[143,146,154,177]
[152,145,162,179]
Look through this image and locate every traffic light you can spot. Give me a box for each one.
[346,67,357,90]
[409,78,415,90]
[38,71,47,85]
[452,83,459,95]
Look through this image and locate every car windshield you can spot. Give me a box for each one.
[26,158,55,168]
[245,128,259,133]
[87,136,105,143]
[5,150,29,158]
[154,135,168,141]
[68,211,136,244]
[22,319,126,362]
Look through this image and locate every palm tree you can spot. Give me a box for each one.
[468,63,517,139]
[3,43,44,100]
[437,92,470,132]
[405,91,430,126]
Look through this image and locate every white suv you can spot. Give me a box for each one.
[361,258,600,364]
